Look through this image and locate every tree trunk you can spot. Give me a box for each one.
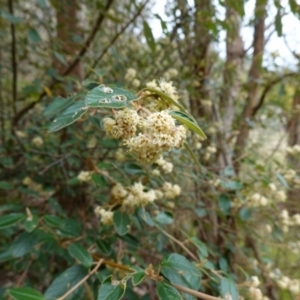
[233,0,267,173]
[218,3,244,169]
[55,0,84,80]
[189,0,212,117]
[287,89,300,213]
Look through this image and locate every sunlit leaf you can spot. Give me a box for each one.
[85,85,137,108]
[48,100,87,132]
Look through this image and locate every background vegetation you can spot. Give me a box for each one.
[1,0,300,299]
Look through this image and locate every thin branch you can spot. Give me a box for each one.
[171,283,222,300]
[0,47,5,145]
[8,0,17,116]
[12,0,114,127]
[38,154,72,175]
[252,72,297,116]
[57,259,103,300]
[160,229,198,261]
[85,0,150,79]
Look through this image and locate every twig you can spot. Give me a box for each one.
[8,0,17,116]
[171,283,222,300]
[57,259,103,300]
[160,229,198,261]
[16,260,32,287]
[38,154,72,175]
[252,72,297,116]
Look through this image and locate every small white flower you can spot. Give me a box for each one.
[77,171,91,182]
[32,136,44,147]
[268,183,277,191]
[251,276,260,288]
[94,207,114,225]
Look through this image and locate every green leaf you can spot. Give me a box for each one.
[68,243,93,268]
[220,277,239,300]
[27,28,40,43]
[144,88,186,112]
[289,0,297,14]
[44,265,88,300]
[156,281,183,300]
[11,231,46,258]
[130,267,146,286]
[23,215,39,232]
[48,100,88,132]
[275,9,282,37]
[0,181,14,190]
[0,10,23,23]
[160,253,201,300]
[9,287,45,300]
[143,21,156,51]
[276,172,289,188]
[85,85,137,108]
[113,210,130,236]
[169,111,206,140]
[220,180,243,191]
[239,207,252,221]
[54,51,67,66]
[137,208,154,227]
[190,237,209,259]
[96,240,112,255]
[154,14,168,35]
[92,173,106,187]
[124,162,144,175]
[97,276,126,300]
[43,96,74,120]
[184,143,203,171]
[155,211,173,224]
[218,194,231,216]
[43,215,64,227]
[0,213,25,229]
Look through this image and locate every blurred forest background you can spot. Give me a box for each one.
[1,0,300,299]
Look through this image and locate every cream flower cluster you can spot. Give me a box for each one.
[267,183,287,202]
[123,182,156,208]
[155,156,173,173]
[283,169,297,183]
[124,68,140,88]
[32,136,44,148]
[246,276,270,300]
[278,209,300,232]
[110,181,181,210]
[145,79,179,111]
[124,68,137,81]
[77,171,92,182]
[288,241,300,254]
[103,108,140,140]
[162,182,181,199]
[102,80,187,164]
[163,68,178,80]
[247,193,269,207]
[125,111,186,163]
[286,144,300,155]
[111,182,156,209]
[269,270,300,295]
[94,206,114,225]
